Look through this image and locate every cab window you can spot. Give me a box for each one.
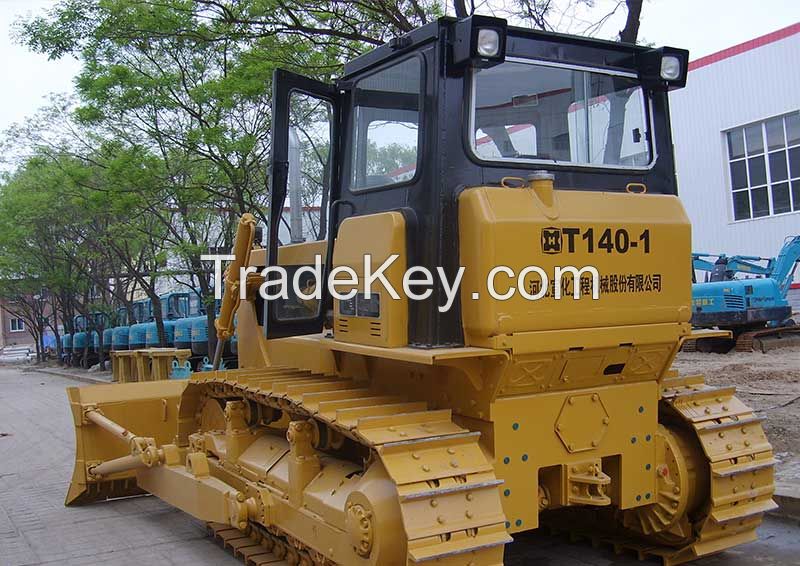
[350,57,422,190]
[472,60,651,167]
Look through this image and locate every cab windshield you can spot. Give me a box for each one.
[471,59,651,168]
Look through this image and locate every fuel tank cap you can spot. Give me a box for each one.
[527,170,555,182]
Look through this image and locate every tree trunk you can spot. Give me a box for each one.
[38,328,45,362]
[50,305,62,361]
[149,291,167,347]
[619,0,643,44]
[98,322,106,368]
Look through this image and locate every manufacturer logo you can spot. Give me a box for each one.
[541,227,562,254]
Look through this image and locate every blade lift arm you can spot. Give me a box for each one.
[82,407,164,478]
[81,405,270,530]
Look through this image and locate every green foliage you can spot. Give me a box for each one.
[2,0,640,349]
[367,141,418,176]
[2,0,443,334]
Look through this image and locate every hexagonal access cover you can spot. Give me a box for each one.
[555,393,609,453]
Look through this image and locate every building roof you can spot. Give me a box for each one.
[689,22,800,72]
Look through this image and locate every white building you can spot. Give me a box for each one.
[669,22,800,306]
[670,24,799,258]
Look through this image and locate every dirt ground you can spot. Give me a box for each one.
[672,345,800,480]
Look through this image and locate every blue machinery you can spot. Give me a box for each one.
[112,300,149,350]
[690,235,800,352]
[61,292,238,372]
[64,312,110,368]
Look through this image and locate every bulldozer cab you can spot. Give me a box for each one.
[265,15,689,346]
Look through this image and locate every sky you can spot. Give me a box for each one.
[0,0,799,136]
[0,0,81,136]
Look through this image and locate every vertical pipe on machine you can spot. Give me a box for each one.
[288,127,304,244]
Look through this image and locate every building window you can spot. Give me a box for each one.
[726,111,800,221]
[10,318,25,332]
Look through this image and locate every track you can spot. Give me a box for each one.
[681,325,800,353]
[656,373,777,564]
[190,367,511,565]
[734,326,800,352]
[181,367,777,566]
[207,522,291,565]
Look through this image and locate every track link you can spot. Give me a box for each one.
[658,374,777,564]
[208,522,291,565]
[193,367,511,565]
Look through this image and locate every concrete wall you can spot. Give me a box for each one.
[789,286,800,314]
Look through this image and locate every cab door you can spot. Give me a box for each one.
[265,69,341,338]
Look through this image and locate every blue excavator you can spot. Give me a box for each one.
[689,235,800,352]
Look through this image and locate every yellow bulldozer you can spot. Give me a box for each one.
[65,15,776,566]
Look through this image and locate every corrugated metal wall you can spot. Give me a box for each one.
[789,287,800,313]
[669,33,800,272]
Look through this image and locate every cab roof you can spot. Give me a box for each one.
[342,16,650,79]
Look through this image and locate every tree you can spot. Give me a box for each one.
[2,0,646,367]
[619,0,643,44]
[501,1,642,40]
[17,1,295,342]
[0,155,95,361]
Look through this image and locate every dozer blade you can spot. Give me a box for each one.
[66,380,187,506]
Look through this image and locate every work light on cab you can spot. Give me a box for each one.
[638,46,689,89]
[660,55,682,80]
[452,15,507,68]
[477,28,501,57]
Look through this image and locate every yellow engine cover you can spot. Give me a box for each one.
[332,211,409,347]
[458,186,692,351]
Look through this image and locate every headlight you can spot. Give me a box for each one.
[477,29,500,58]
[660,55,682,80]
[452,16,507,68]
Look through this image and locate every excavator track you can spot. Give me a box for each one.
[191,366,511,565]
[735,326,800,352]
[684,325,800,353]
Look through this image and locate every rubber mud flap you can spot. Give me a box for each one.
[65,380,187,506]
